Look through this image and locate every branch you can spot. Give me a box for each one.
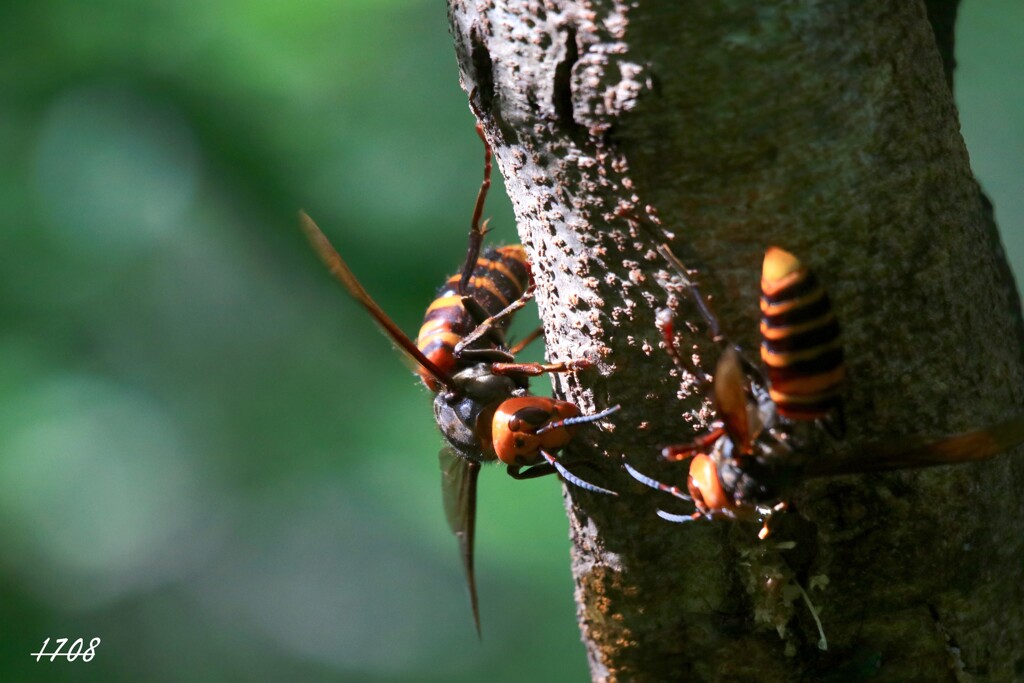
[448,2,1024,680]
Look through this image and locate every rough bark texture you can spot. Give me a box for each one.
[448,2,1024,681]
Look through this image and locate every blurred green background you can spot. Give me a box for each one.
[0,2,1020,681]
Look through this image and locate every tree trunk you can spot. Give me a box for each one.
[447,2,1024,681]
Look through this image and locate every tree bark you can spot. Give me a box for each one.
[447,2,1024,681]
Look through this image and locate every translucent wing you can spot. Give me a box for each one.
[299,211,454,389]
[804,414,1024,478]
[439,447,482,636]
[714,347,753,455]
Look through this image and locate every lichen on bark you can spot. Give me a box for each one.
[448,1,1024,681]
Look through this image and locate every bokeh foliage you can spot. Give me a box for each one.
[0,1,1020,681]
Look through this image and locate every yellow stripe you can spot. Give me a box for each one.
[417,331,461,350]
[445,259,522,290]
[760,267,806,298]
[425,295,464,315]
[417,317,454,339]
[769,366,845,395]
[760,286,825,316]
[759,311,836,340]
[481,257,521,284]
[443,275,509,307]
[446,253,528,288]
[769,385,841,405]
[497,244,528,267]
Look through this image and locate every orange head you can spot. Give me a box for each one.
[687,453,733,516]
[491,396,580,466]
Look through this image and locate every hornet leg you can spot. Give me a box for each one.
[457,123,493,297]
[490,359,591,377]
[456,284,536,354]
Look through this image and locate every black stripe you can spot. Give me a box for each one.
[761,294,832,328]
[472,266,521,306]
[420,337,456,356]
[776,396,840,416]
[466,285,507,319]
[489,246,530,287]
[761,271,819,304]
[765,348,844,381]
[422,302,472,339]
[432,279,515,323]
[761,319,841,354]
[438,271,524,312]
[477,248,530,297]
[435,261,526,318]
[423,303,468,327]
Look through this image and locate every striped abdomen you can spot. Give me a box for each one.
[416,245,531,390]
[759,247,844,420]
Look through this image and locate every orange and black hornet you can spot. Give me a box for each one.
[300,126,619,633]
[625,245,1024,538]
